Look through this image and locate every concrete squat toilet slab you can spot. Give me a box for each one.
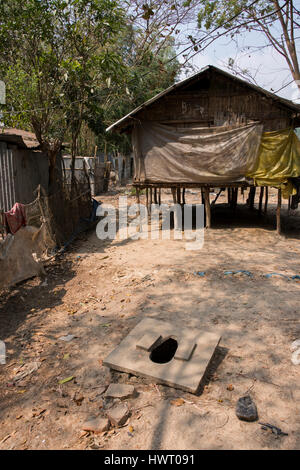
[103,318,221,394]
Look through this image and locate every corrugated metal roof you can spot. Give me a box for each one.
[0,128,40,149]
[106,65,300,133]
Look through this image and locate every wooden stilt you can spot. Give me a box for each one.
[249,187,256,210]
[182,188,186,205]
[264,187,268,213]
[158,188,161,205]
[204,187,211,228]
[136,187,140,205]
[258,186,264,214]
[146,188,149,211]
[276,188,282,235]
[227,188,231,205]
[234,188,238,209]
[230,188,238,210]
[177,188,181,205]
[201,189,205,205]
[150,188,153,214]
[171,188,176,203]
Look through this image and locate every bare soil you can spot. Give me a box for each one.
[0,187,300,450]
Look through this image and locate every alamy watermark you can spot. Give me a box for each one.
[0,80,5,105]
[95,196,205,251]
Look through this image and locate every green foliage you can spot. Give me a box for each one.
[196,0,275,30]
[0,0,181,163]
[87,23,181,155]
[0,0,125,147]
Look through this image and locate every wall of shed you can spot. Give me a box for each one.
[137,72,292,131]
[0,141,49,211]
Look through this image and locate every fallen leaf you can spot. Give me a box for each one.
[58,376,74,385]
[170,398,185,407]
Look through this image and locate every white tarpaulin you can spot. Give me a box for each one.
[132,122,263,183]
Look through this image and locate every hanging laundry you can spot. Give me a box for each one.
[4,203,26,234]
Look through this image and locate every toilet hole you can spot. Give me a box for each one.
[149,337,178,364]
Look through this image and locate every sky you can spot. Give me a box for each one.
[178,25,300,103]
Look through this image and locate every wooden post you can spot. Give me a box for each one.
[249,187,256,210]
[182,188,186,205]
[258,186,264,214]
[158,188,161,205]
[146,188,149,211]
[276,188,282,235]
[201,189,205,205]
[264,186,268,213]
[136,187,140,205]
[227,188,231,205]
[231,188,238,210]
[204,187,211,228]
[171,188,177,203]
[177,188,181,205]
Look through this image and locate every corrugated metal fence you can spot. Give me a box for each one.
[0,141,49,212]
[0,141,15,211]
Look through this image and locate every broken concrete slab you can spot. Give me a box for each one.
[82,415,110,434]
[136,332,162,352]
[174,337,197,361]
[104,383,136,400]
[103,318,221,394]
[106,404,130,426]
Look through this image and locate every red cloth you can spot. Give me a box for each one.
[5,203,26,234]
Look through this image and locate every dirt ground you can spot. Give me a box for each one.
[0,187,300,450]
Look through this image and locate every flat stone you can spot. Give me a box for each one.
[104,383,136,400]
[106,404,130,426]
[236,395,258,422]
[103,318,221,394]
[82,415,110,434]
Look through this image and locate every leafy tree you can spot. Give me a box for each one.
[0,0,125,192]
[190,0,300,90]
[87,13,182,156]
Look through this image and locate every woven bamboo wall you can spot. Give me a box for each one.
[137,70,292,131]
